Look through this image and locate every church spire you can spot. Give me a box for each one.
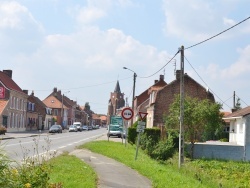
[114,81,121,93]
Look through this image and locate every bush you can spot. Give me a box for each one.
[151,139,175,161]
[0,126,7,135]
[0,136,62,188]
[127,127,137,145]
[139,128,175,161]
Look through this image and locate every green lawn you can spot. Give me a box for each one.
[49,141,250,188]
[78,141,216,188]
[79,140,250,188]
[49,152,97,188]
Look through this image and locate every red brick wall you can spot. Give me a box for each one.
[153,75,215,126]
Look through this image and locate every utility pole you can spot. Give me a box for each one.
[179,46,185,168]
[131,72,136,126]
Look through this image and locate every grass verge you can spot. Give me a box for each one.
[49,152,97,188]
[78,140,218,188]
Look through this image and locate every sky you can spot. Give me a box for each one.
[1,0,250,115]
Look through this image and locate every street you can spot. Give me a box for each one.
[1,128,107,162]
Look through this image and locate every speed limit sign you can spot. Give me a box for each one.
[121,107,134,120]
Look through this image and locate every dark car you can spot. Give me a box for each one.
[49,125,62,133]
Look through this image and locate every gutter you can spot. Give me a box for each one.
[223,116,242,120]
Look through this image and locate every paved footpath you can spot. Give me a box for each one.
[70,149,152,188]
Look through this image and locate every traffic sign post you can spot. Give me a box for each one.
[121,107,134,120]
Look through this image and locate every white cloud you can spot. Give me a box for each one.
[162,0,249,42]
[221,45,250,78]
[223,17,236,26]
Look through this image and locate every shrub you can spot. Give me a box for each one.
[0,126,7,135]
[151,139,175,161]
[128,127,137,145]
[0,136,62,188]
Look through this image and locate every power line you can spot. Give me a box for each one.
[184,55,232,109]
[235,94,249,106]
[138,50,179,78]
[31,76,132,92]
[185,16,250,50]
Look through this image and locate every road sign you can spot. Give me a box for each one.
[110,116,123,126]
[137,121,146,133]
[139,112,148,120]
[121,107,134,120]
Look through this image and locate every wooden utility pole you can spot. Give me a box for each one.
[179,46,185,168]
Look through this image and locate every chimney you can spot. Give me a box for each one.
[23,90,28,94]
[31,90,34,96]
[176,70,181,80]
[154,80,158,84]
[53,87,57,92]
[159,75,164,81]
[3,70,12,78]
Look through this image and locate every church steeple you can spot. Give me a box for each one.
[114,81,121,93]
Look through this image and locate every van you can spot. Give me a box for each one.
[73,122,82,132]
[107,124,122,138]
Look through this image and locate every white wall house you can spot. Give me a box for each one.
[191,106,250,161]
[223,106,250,146]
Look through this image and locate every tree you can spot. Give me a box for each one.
[164,95,224,158]
[235,97,242,110]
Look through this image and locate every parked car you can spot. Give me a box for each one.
[49,125,62,133]
[88,125,93,130]
[68,125,78,132]
[73,122,82,132]
[82,125,89,131]
[107,124,122,138]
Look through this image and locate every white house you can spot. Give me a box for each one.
[223,106,250,146]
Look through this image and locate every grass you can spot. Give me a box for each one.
[49,152,97,188]
[78,141,218,188]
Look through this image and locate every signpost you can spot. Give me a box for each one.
[121,108,134,146]
[135,112,148,160]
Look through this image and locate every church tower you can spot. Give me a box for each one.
[107,81,125,124]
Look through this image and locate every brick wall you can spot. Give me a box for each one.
[153,74,215,126]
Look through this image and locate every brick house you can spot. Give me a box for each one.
[146,70,215,128]
[27,91,53,130]
[43,87,78,129]
[133,75,167,124]
[0,70,28,132]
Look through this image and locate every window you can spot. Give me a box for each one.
[16,98,19,110]
[54,109,58,116]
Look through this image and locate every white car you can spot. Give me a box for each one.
[69,125,78,132]
[73,122,82,132]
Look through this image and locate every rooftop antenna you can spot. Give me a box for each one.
[173,59,176,75]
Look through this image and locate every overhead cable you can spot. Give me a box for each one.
[138,50,179,78]
[185,16,250,50]
[184,56,232,109]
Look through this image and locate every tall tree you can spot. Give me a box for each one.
[164,95,224,158]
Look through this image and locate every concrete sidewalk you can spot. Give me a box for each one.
[70,149,152,188]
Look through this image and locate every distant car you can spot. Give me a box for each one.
[73,122,82,132]
[88,125,93,130]
[49,125,62,133]
[82,125,89,131]
[68,125,78,132]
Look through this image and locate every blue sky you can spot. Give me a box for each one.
[1,0,250,114]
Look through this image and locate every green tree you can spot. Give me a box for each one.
[164,95,224,158]
[235,97,242,110]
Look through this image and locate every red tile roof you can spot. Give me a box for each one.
[0,71,23,92]
[224,106,250,118]
[0,100,8,114]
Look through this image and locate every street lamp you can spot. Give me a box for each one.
[123,67,137,126]
[61,91,70,128]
